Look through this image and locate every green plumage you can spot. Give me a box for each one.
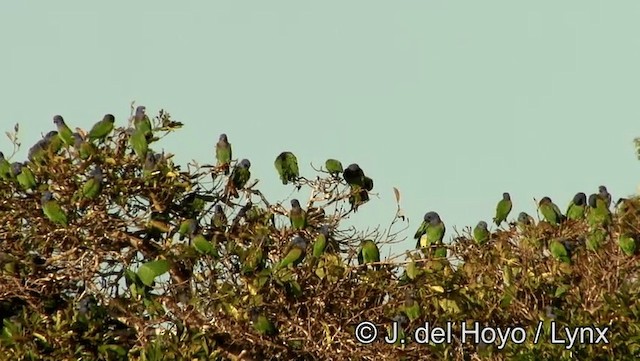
[403,290,421,322]
[312,231,327,258]
[215,134,232,175]
[473,221,490,245]
[231,159,251,190]
[211,205,227,230]
[325,159,343,177]
[587,194,612,228]
[274,151,299,185]
[618,234,636,256]
[53,116,74,147]
[357,239,380,270]
[134,106,152,139]
[82,170,103,200]
[0,153,12,180]
[250,309,277,336]
[74,134,97,160]
[549,239,570,264]
[178,218,197,241]
[129,128,148,159]
[539,197,564,225]
[289,199,307,230]
[41,192,68,227]
[566,192,587,221]
[275,237,307,270]
[493,192,512,226]
[586,229,606,251]
[13,163,36,191]
[88,114,115,142]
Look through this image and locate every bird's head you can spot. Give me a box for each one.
[292,236,307,249]
[53,115,64,126]
[424,211,441,224]
[239,159,251,169]
[574,192,587,206]
[10,162,22,175]
[598,185,608,194]
[45,130,58,139]
[41,191,54,203]
[503,192,510,200]
[219,133,228,142]
[90,166,103,180]
[517,212,530,224]
[346,163,361,172]
[477,221,488,230]
[135,106,146,116]
[319,225,330,237]
[104,114,115,123]
[214,204,224,213]
[539,197,551,206]
[290,199,301,208]
[588,193,598,208]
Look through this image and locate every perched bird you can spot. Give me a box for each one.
[343,163,365,187]
[357,239,381,270]
[133,105,152,139]
[473,221,490,245]
[178,218,197,241]
[41,191,68,226]
[215,133,232,175]
[618,234,636,256]
[414,212,446,250]
[12,162,36,191]
[598,185,612,209]
[516,212,535,231]
[53,115,74,147]
[274,151,300,185]
[493,192,512,226]
[88,114,115,142]
[312,225,330,258]
[0,152,12,180]
[548,239,570,264]
[27,139,48,165]
[325,159,343,177]
[81,166,103,199]
[566,192,587,221]
[274,236,307,270]
[211,204,227,230]
[538,197,564,225]
[587,193,612,228]
[250,308,277,336]
[73,133,96,160]
[402,289,421,322]
[129,127,148,159]
[227,159,251,198]
[586,229,606,251]
[288,199,307,230]
[44,130,63,154]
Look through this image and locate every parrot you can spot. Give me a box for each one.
[250,308,277,336]
[618,234,636,256]
[414,212,446,249]
[82,166,103,199]
[129,127,148,159]
[357,239,381,270]
[343,163,365,187]
[493,192,512,226]
[12,162,36,191]
[516,212,535,231]
[178,218,197,241]
[325,159,343,177]
[27,139,48,165]
[274,151,300,185]
[473,221,490,245]
[73,133,97,160]
[274,236,307,270]
[227,159,251,199]
[549,239,570,264]
[538,197,564,225]
[133,105,153,140]
[53,115,74,147]
[215,133,232,175]
[0,152,12,180]
[88,114,115,142]
[41,191,68,227]
[312,225,330,258]
[402,289,421,322]
[598,185,611,209]
[363,176,374,191]
[566,192,587,221]
[211,204,227,230]
[44,130,63,154]
[586,229,606,251]
[289,199,307,230]
[587,193,612,228]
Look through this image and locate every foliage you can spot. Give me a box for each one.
[1,107,639,361]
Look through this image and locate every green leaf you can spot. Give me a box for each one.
[137,259,170,287]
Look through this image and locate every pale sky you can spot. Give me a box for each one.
[2,1,640,258]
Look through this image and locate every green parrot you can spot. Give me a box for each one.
[325,159,343,177]
[41,191,68,227]
[82,166,103,199]
[548,239,570,264]
[343,163,365,187]
[358,239,381,270]
[402,289,421,322]
[45,130,63,155]
[274,151,300,185]
[73,133,97,160]
[226,159,251,199]
[215,133,232,175]
[133,106,153,140]
[0,152,11,180]
[241,240,266,274]
[516,212,535,231]
[312,225,330,258]
[178,218,197,241]
[27,139,48,166]
[289,199,307,230]
[586,229,606,251]
[250,308,277,336]
[538,197,565,225]
[88,114,115,142]
[274,236,307,270]
[414,211,446,254]
[211,204,227,230]
[587,193,612,228]
[598,185,612,209]
[129,127,148,159]
[618,234,636,256]
[473,221,490,245]
[12,162,36,191]
[53,115,74,146]
[493,192,512,226]
[566,192,587,221]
